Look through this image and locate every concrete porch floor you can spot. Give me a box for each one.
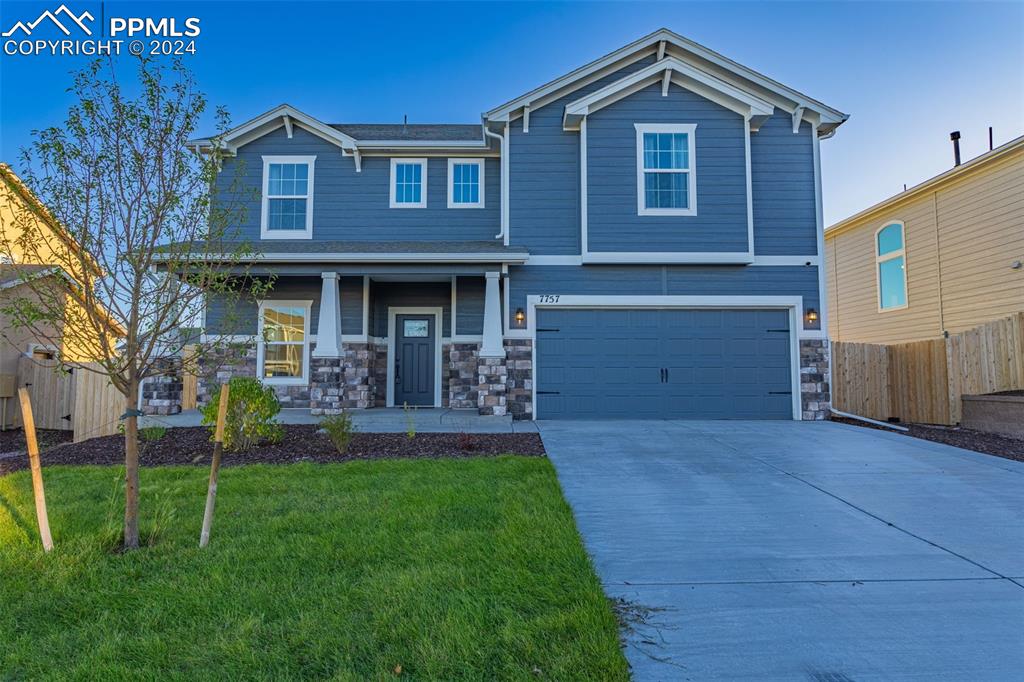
[140,408,538,433]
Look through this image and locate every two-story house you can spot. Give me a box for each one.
[181,29,847,420]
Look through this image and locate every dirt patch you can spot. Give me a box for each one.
[0,425,545,476]
[831,416,1024,463]
[0,428,74,456]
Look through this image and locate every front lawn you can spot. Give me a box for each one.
[0,458,628,679]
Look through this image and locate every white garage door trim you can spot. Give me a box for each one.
[527,295,805,420]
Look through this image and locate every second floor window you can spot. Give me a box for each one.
[390,158,427,208]
[261,156,315,239]
[448,159,484,208]
[876,221,908,311]
[635,123,697,217]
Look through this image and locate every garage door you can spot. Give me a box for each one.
[535,308,794,419]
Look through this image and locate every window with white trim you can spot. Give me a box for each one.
[258,300,311,384]
[876,221,908,311]
[635,123,697,216]
[447,158,484,208]
[390,158,427,208]
[261,156,315,239]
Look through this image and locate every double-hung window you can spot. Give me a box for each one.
[258,300,311,385]
[261,156,315,239]
[390,158,427,208]
[447,158,484,208]
[876,221,908,311]
[635,123,697,216]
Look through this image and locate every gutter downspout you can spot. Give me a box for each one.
[483,123,508,242]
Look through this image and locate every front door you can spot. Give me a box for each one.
[394,314,436,406]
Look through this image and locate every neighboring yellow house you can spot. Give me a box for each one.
[0,163,123,373]
[825,135,1024,343]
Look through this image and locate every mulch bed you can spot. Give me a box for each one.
[830,416,1024,463]
[0,428,74,455]
[0,425,545,476]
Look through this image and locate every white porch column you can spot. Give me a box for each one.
[480,271,506,358]
[312,272,343,358]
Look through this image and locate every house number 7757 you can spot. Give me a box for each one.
[538,295,560,303]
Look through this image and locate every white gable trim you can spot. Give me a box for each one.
[485,28,847,134]
[199,104,359,155]
[563,57,775,130]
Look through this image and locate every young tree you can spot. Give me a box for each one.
[0,56,263,550]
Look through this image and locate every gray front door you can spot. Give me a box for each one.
[394,314,435,406]
[535,308,793,419]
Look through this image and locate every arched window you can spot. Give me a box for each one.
[875,221,907,311]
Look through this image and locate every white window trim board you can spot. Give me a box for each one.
[875,220,909,313]
[389,158,428,208]
[447,158,485,208]
[524,294,805,421]
[635,123,697,217]
[385,306,444,408]
[256,299,313,386]
[260,155,316,240]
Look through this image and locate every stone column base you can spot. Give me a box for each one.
[505,339,533,420]
[477,356,508,416]
[800,339,831,420]
[141,357,183,416]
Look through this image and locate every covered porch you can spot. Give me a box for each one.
[198,243,532,418]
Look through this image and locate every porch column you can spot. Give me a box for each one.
[480,271,505,358]
[312,271,343,358]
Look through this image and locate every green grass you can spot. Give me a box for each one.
[0,458,628,680]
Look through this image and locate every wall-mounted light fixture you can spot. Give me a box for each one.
[514,308,526,327]
[806,308,819,324]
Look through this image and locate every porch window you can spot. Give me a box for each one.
[635,123,697,216]
[876,221,907,311]
[447,159,484,208]
[261,156,315,239]
[390,158,427,208]
[258,300,311,384]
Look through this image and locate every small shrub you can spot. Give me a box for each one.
[403,402,416,440]
[201,377,283,451]
[140,425,167,442]
[321,411,357,455]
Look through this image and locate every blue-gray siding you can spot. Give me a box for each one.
[508,55,656,255]
[218,126,500,242]
[369,282,452,338]
[507,265,821,330]
[586,83,748,253]
[454,276,485,335]
[751,113,818,255]
[535,308,793,419]
[206,276,363,335]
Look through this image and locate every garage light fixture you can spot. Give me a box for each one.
[514,308,526,327]
[806,308,819,324]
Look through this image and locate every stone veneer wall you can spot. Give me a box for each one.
[196,343,312,409]
[309,343,375,415]
[141,357,183,416]
[505,339,533,420]
[800,339,830,420]
[448,343,480,409]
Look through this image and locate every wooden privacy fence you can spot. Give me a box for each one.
[834,312,1024,425]
[13,358,124,441]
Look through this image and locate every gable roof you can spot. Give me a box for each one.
[484,28,848,136]
[0,264,58,290]
[826,134,1024,238]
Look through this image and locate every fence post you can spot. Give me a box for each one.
[199,384,230,548]
[17,387,54,552]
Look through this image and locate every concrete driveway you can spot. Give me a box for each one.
[539,420,1024,680]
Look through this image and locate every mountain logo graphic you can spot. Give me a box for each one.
[2,4,95,37]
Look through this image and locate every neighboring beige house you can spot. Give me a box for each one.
[825,135,1024,343]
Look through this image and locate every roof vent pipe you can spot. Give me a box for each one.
[989,126,994,151]
[950,130,962,166]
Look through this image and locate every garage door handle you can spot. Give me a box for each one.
[768,391,792,395]
[537,391,561,395]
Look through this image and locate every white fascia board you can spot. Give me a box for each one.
[562,57,775,130]
[582,252,754,265]
[160,252,530,264]
[484,28,846,129]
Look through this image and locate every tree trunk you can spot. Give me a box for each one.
[123,380,141,550]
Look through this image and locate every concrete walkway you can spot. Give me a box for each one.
[141,408,538,433]
[538,419,1024,680]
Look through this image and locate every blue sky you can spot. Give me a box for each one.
[1,1,1022,225]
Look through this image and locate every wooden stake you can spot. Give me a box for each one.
[199,384,230,548]
[18,388,53,552]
